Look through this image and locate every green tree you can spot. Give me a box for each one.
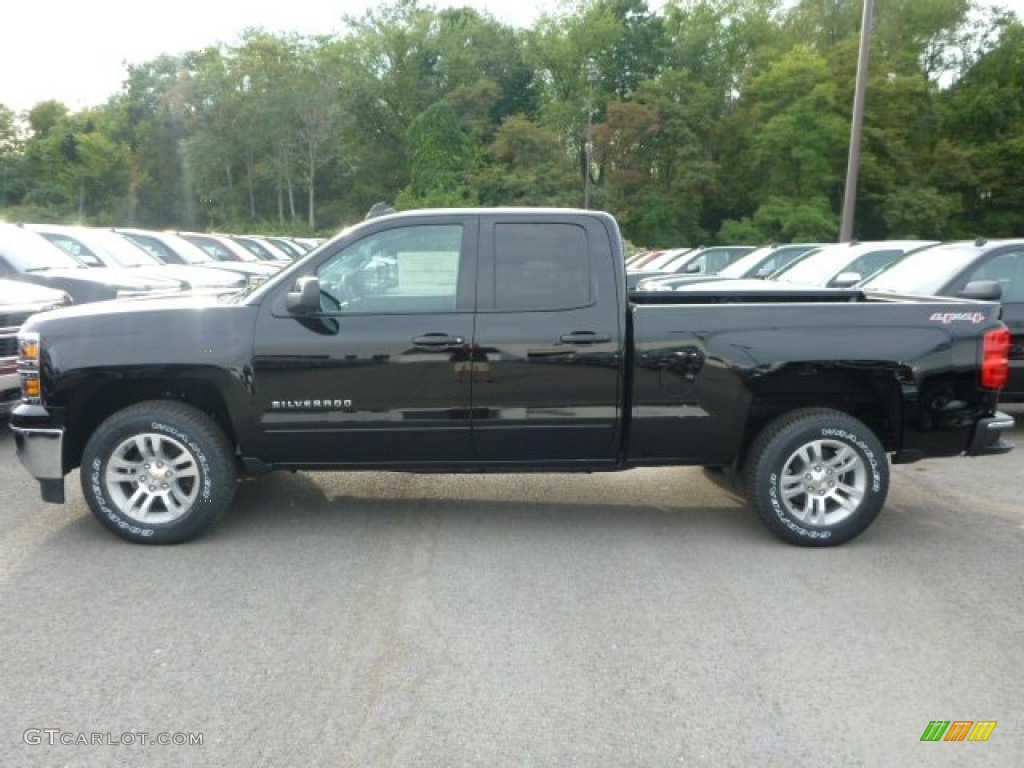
[597,71,720,245]
[716,45,848,241]
[18,108,130,222]
[0,104,24,209]
[108,55,195,227]
[397,101,476,208]
[26,100,69,139]
[941,20,1024,236]
[477,115,577,206]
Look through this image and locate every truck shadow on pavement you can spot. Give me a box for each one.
[210,468,770,545]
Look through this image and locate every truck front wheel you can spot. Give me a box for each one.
[744,409,889,546]
[80,401,237,544]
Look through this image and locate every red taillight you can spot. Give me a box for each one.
[981,328,1011,389]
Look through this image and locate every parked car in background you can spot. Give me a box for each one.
[116,229,279,284]
[0,279,71,417]
[636,243,822,292]
[265,237,308,260]
[860,238,1024,401]
[770,240,936,288]
[630,246,755,291]
[179,232,286,271]
[630,247,691,272]
[229,235,293,266]
[625,249,660,268]
[291,237,326,251]
[720,243,823,279]
[0,222,181,303]
[27,224,244,292]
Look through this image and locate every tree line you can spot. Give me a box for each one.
[0,0,1021,247]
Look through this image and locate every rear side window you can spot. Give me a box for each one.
[494,223,591,311]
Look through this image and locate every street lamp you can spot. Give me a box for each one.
[584,67,599,209]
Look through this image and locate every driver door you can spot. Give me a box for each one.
[249,216,478,466]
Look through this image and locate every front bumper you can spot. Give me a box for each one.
[965,411,1015,457]
[11,422,66,502]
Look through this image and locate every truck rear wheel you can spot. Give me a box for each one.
[744,409,888,546]
[80,401,236,544]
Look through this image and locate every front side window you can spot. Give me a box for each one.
[315,224,463,313]
[493,223,591,311]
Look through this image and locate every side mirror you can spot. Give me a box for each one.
[832,272,862,288]
[286,276,321,314]
[683,262,702,274]
[958,280,1002,301]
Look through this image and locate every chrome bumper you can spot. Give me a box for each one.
[965,411,1015,457]
[12,425,66,502]
[12,425,64,479]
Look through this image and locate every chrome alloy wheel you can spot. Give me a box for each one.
[777,439,867,527]
[104,433,200,524]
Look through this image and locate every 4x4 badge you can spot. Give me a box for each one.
[929,311,986,325]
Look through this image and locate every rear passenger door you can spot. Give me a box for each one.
[470,214,625,464]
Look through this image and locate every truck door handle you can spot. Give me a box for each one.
[412,333,465,348]
[559,332,611,345]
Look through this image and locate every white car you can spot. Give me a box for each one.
[771,240,937,287]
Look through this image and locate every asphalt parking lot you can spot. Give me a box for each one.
[1,406,1022,767]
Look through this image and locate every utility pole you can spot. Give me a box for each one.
[584,67,599,209]
[839,0,874,242]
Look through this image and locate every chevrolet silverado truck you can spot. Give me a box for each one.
[9,209,1015,546]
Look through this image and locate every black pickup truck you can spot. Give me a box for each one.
[10,209,1015,546]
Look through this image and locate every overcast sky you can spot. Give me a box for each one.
[2,0,1021,114]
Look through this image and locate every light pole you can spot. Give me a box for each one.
[584,68,599,209]
[839,0,874,242]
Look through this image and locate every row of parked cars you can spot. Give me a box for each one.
[627,238,1024,399]
[0,221,323,415]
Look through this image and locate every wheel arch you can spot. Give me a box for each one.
[736,366,906,471]
[61,374,238,473]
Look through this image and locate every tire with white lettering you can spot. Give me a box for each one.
[744,409,889,546]
[80,400,236,544]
